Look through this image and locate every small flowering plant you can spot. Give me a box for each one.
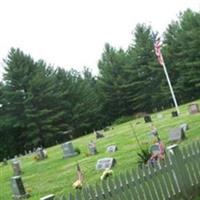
[100,168,113,180]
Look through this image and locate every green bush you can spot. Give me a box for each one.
[112,116,133,125]
[74,147,81,155]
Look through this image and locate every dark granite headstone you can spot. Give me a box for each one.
[189,103,199,114]
[144,115,152,123]
[12,160,22,176]
[106,145,118,153]
[169,127,185,142]
[171,111,178,117]
[96,157,116,170]
[40,194,55,200]
[61,142,77,158]
[11,176,30,199]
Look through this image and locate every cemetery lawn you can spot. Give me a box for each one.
[1,100,200,200]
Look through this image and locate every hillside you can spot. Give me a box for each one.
[1,100,200,200]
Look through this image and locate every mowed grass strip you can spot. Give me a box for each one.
[0,100,200,200]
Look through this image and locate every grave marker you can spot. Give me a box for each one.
[12,160,22,176]
[144,115,152,123]
[189,103,199,114]
[96,157,116,170]
[169,127,185,142]
[61,142,77,158]
[171,111,178,117]
[88,141,97,155]
[11,176,30,199]
[106,145,118,153]
[95,130,104,139]
[35,148,47,160]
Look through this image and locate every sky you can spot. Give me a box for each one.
[0,0,199,78]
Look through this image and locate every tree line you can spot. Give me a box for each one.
[0,9,200,160]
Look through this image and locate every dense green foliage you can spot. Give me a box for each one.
[0,9,200,160]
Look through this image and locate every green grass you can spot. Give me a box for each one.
[1,100,200,200]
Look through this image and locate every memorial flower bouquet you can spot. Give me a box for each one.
[100,168,113,180]
[72,179,82,189]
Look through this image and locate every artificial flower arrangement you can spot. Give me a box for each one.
[100,168,113,180]
[72,179,82,189]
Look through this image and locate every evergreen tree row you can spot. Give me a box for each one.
[0,9,200,160]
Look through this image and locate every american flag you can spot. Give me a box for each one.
[77,163,84,181]
[153,33,164,66]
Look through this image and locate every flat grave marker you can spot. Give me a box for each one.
[106,145,118,153]
[96,157,116,170]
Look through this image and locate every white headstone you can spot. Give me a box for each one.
[40,194,55,200]
[96,157,116,170]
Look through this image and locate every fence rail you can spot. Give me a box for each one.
[56,141,200,200]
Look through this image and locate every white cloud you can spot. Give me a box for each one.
[0,0,199,77]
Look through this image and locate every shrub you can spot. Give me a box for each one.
[74,147,81,155]
[136,147,151,167]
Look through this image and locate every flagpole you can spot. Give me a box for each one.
[162,61,180,115]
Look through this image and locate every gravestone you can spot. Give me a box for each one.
[106,145,118,153]
[189,103,199,114]
[179,123,189,133]
[11,176,30,199]
[144,115,152,123]
[95,130,104,139]
[28,150,32,155]
[61,142,77,158]
[166,144,178,155]
[88,141,97,155]
[169,127,185,142]
[35,148,46,160]
[96,157,116,170]
[12,160,22,176]
[40,194,55,200]
[171,111,178,117]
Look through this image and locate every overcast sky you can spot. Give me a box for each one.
[0,0,199,78]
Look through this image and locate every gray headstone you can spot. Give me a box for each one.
[95,130,104,139]
[88,141,97,155]
[35,148,47,160]
[61,142,77,158]
[28,150,32,155]
[106,145,118,153]
[11,176,29,199]
[40,194,55,200]
[169,127,185,142]
[189,103,199,114]
[96,157,116,170]
[179,123,189,133]
[12,160,22,176]
[144,115,152,123]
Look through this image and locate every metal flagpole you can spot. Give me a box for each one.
[153,32,180,115]
[162,61,180,115]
